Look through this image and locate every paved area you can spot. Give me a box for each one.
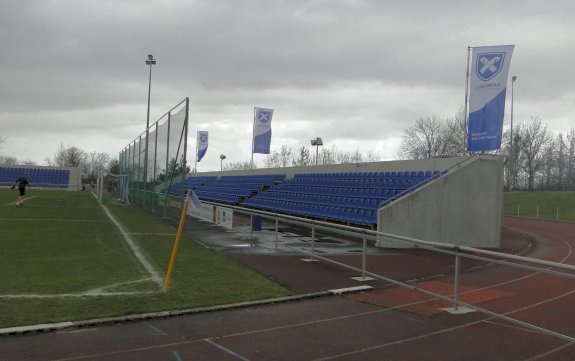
[1,216,575,360]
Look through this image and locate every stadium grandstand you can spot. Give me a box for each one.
[186,155,504,249]
[0,165,80,190]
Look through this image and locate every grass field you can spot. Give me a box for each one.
[0,188,290,328]
[503,191,575,222]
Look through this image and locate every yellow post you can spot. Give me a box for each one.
[164,192,191,291]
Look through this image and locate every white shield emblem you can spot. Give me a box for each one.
[475,52,506,81]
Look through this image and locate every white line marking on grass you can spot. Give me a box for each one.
[97,201,164,288]
[0,218,104,222]
[127,233,177,236]
[5,195,37,206]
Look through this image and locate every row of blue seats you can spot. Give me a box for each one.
[283,178,424,189]
[196,188,251,197]
[270,185,402,199]
[293,170,439,180]
[218,174,285,183]
[243,198,377,225]
[257,192,381,210]
[196,192,240,205]
[0,167,69,186]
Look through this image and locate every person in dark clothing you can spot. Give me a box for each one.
[11,173,30,207]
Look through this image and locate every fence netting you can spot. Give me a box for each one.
[118,98,189,221]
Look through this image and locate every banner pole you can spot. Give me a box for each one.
[463,46,471,154]
[194,131,198,173]
[251,107,255,169]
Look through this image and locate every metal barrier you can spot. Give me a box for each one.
[198,200,575,344]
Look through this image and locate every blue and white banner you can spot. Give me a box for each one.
[196,131,208,162]
[253,107,273,154]
[468,45,514,152]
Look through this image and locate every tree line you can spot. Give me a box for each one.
[0,141,116,184]
[2,113,574,191]
[397,109,575,191]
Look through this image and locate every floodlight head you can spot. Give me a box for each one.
[220,154,226,160]
[512,75,517,82]
[145,54,157,65]
[311,137,323,146]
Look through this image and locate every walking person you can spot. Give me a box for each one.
[11,173,31,207]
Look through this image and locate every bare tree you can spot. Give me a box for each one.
[265,145,294,168]
[567,129,575,185]
[223,161,254,171]
[399,116,450,159]
[0,155,17,165]
[292,146,311,166]
[83,151,111,183]
[518,117,553,190]
[47,144,88,168]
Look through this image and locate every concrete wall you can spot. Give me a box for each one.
[190,157,466,180]
[376,155,503,248]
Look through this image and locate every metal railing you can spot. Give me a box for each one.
[197,199,575,344]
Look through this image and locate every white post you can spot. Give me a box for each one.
[309,226,316,261]
[274,218,279,248]
[453,253,461,311]
[361,236,367,280]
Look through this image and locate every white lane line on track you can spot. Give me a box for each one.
[522,343,574,361]
[204,339,251,361]
[172,351,183,361]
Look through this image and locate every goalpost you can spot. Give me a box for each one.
[96,170,130,204]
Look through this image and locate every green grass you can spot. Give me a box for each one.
[0,188,290,327]
[503,191,575,222]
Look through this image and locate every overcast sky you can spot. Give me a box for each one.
[1,0,574,172]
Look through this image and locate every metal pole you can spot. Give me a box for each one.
[250,214,254,240]
[315,145,319,166]
[453,253,461,311]
[463,46,471,154]
[537,205,539,219]
[510,75,516,189]
[144,59,153,208]
[251,107,255,170]
[362,236,367,280]
[194,131,198,173]
[310,226,315,261]
[557,207,559,221]
[275,218,279,248]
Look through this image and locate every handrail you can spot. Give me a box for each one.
[194,198,575,343]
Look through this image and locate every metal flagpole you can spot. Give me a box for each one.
[463,46,471,155]
[194,131,198,173]
[251,107,255,169]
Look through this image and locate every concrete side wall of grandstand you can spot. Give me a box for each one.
[376,156,503,248]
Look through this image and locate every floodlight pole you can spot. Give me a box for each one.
[311,137,323,166]
[510,75,517,189]
[144,54,156,206]
[220,154,226,172]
